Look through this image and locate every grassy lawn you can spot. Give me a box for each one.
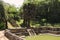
[25,34,60,40]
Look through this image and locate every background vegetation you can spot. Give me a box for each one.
[0,0,60,29]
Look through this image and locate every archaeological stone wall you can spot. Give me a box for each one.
[4,29,24,40]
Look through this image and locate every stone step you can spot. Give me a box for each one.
[27,29,36,36]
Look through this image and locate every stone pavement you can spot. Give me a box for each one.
[0,30,9,40]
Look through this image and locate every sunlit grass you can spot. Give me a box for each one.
[25,34,60,40]
[16,19,23,26]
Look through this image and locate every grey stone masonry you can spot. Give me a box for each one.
[5,29,24,40]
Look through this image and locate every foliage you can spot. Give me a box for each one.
[20,0,60,27]
[0,0,8,29]
[1,0,60,29]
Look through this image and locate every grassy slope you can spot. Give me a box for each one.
[25,34,60,40]
[7,22,14,28]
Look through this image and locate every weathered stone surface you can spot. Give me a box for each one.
[5,29,24,40]
[9,27,60,35]
[0,30,9,40]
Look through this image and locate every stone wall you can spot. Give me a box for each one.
[9,27,60,35]
[4,29,24,40]
[4,28,60,40]
[9,28,29,36]
[33,27,60,34]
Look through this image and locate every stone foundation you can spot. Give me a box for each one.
[5,29,24,40]
[4,27,60,40]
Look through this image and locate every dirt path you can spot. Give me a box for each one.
[0,31,9,40]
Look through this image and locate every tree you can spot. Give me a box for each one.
[20,0,60,27]
[46,0,60,26]
[20,2,36,28]
[0,0,8,29]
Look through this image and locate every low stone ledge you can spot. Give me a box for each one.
[4,29,24,40]
[7,28,60,36]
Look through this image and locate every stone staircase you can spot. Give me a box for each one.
[27,29,36,36]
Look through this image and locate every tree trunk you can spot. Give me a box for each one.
[26,19,30,28]
[5,20,8,29]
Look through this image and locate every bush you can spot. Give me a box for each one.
[0,22,5,30]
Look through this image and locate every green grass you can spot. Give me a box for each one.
[16,19,23,26]
[25,34,60,40]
